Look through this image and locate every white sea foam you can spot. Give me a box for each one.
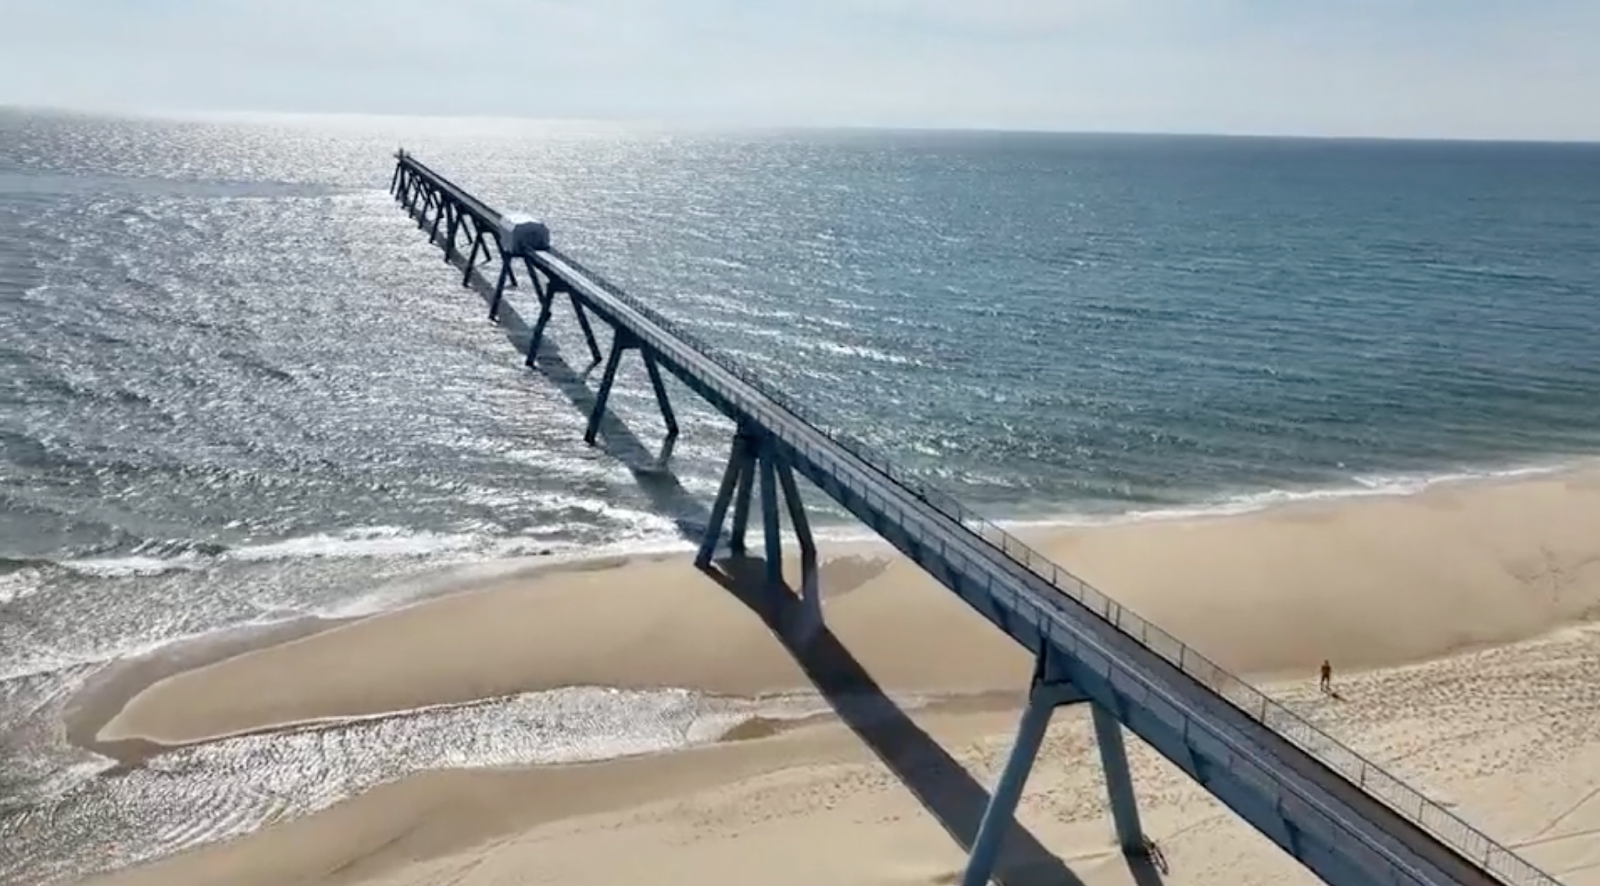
[0,566,46,604]
[1001,458,1582,531]
[58,554,206,579]
[53,525,597,580]
[34,457,1592,635]
[749,455,1593,551]
[52,460,1585,581]
[223,526,489,563]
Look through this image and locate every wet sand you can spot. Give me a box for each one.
[71,465,1600,886]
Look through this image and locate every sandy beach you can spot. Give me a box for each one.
[66,464,1600,886]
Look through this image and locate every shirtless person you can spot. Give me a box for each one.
[1319,659,1332,694]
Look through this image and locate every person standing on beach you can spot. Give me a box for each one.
[1319,660,1332,694]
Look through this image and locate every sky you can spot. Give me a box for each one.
[0,0,1596,140]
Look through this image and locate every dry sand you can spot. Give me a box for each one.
[70,465,1600,886]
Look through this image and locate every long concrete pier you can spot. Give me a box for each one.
[389,151,1561,886]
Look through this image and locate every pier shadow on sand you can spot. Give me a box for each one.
[698,553,1143,886]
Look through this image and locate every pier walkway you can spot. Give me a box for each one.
[389,151,1559,886]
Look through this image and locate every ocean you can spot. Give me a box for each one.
[2,109,1598,884]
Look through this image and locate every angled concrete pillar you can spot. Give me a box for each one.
[759,449,782,591]
[1091,704,1146,855]
[443,203,460,261]
[775,450,820,636]
[579,327,679,453]
[463,227,486,287]
[697,431,819,622]
[523,275,556,360]
[697,432,757,568]
[568,292,604,365]
[728,450,756,555]
[429,198,447,243]
[961,682,1059,886]
[584,332,629,446]
[964,649,1152,886]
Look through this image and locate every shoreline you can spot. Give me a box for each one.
[57,550,715,764]
[45,459,1600,886]
[70,461,1600,754]
[1001,451,1596,529]
[81,544,929,752]
[62,615,343,766]
[33,452,1599,586]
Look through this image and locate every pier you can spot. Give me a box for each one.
[389,151,1559,886]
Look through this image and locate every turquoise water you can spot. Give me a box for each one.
[1,110,1598,883]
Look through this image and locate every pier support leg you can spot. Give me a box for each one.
[463,230,486,287]
[390,164,401,195]
[1091,704,1146,855]
[576,327,680,453]
[697,433,756,568]
[524,278,556,362]
[961,685,1057,886]
[491,259,512,320]
[570,294,604,366]
[417,189,434,229]
[729,450,755,556]
[775,453,819,636]
[491,252,519,317]
[962,652,1092,886]
[430,200,446,244]
[497,238,519,290]
[643,351,679,462]
[759,452,782,592]
[519,254,564,339]
[697,431,821,624]
[584,331,628,446]
[443,205,460,260]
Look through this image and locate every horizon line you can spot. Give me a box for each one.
[4,102,1599,147]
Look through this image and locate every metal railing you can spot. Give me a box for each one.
[395,152,503,230]
[544,243,1555,882]
[395,157,1560,886]
[538,246,1556,886]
